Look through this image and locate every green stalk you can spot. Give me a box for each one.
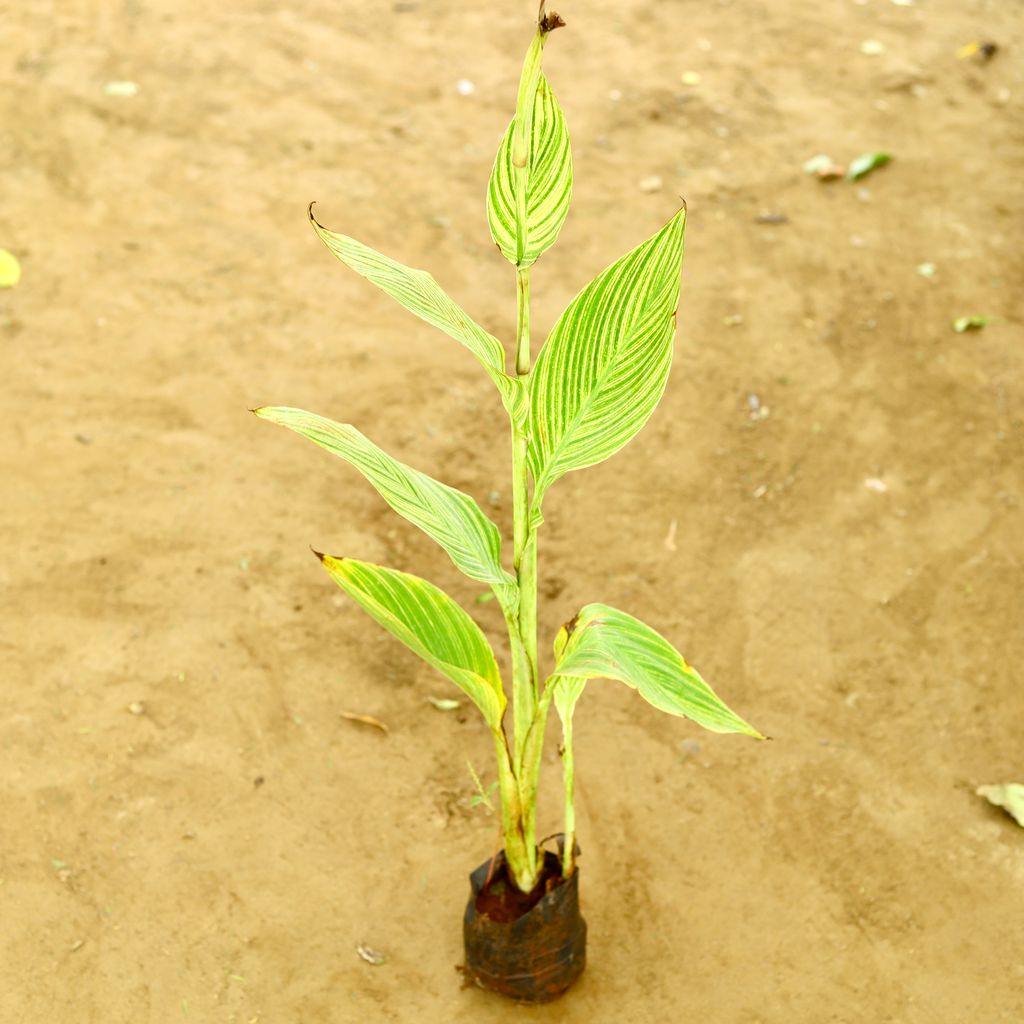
[492,729,537,892]
[501,14,546,889]
[518,686,551,865]
[561,714,577,878]
[509,267,536,773]
[500,264,545,893]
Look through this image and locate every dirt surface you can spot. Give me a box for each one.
[3,1,1023,1020]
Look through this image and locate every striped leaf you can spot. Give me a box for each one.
[549,603,764,738]
[308,206,527,424]
[317,554,506,728]
[488,72,572,268]
[528,209,686,512]
[255,406,518,610]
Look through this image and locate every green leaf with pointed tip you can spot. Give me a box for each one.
[488,72,572,268]
[528,209,686,514]
[318,555,506,728]
[308,206,526,424]
[255,406,517,611]
[549,603,763,738]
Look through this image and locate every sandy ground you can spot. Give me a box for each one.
[2,0,1023,1020]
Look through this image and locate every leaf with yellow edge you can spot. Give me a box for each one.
[528,209,686,516]
[317,554,506,729]
[307,206,526,425]
[254,406,517,612]
[548,603,764,738]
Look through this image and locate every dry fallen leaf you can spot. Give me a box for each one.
[356,943,387,965]
[977,784,1024,827]
[0,249,21,288]
[663,518,678,552]
[428,697,461,711]
[803,154,845,181]
[339,711,389,735]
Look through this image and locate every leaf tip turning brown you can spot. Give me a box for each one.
[538,0,565,33]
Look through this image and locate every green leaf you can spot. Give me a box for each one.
[308,205,526,424]
[847,152,892,181]
[528,209,686,512]
[549,603,763,738]
[317,554,506,728]
[952,315,995,333]
[488,73,572,268]
[254,406,517,610]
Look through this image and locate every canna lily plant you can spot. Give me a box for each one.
[255,7,763,904]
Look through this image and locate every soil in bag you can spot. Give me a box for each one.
[463,849,586,1003]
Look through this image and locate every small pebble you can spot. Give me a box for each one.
[608,88,622,101]
[455,79,475,96]
[638,174,663,193]
[860,40,886,56]
[680,70,702,86]
[128,701,145,715]
[864,477,888,493]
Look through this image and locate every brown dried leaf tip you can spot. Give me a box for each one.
[538,1,565,33]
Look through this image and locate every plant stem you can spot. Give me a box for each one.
[493,729,537,892]
[500,263,545,893]
[510,265,538,769]
[561,715,576,878]
[515,266,531,376]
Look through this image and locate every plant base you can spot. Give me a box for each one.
[462,848,586,1003]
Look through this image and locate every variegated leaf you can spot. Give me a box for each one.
[308,206,527,424]
[255,406,517,610]
[550,603,763,738]
[528,209,686,514]
[317,555,506,728]
[488,72,572,268]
